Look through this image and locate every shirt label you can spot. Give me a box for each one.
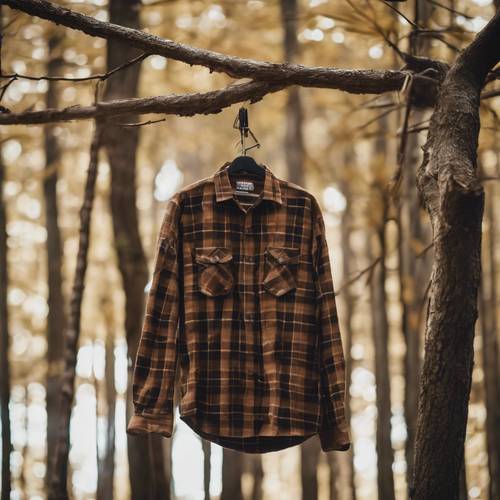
[235,180,254,192]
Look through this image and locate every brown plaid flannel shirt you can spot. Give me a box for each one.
[126,161,351,453]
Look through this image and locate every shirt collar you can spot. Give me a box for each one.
[213,160,283,206]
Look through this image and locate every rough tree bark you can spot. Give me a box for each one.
[410,9,500,500]
[0,79,288,125]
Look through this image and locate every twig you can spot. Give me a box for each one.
[118,117,166,127]
[425,0,474,20]
[354,105,403,131]
[334,257,382,295]
[380,0,421,28]
[0,52,148,83]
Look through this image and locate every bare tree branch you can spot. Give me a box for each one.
[2,0,436,98]
[0,52,148,83]
[0,79,287,125]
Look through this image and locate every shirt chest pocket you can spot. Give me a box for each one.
[263,246,301,297]
[194,246,234,297]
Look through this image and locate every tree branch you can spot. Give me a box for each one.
[3,0,436,97]
[0,52,148,83]
[0,79,286,125]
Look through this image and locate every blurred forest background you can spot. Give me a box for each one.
[0,0,499,499]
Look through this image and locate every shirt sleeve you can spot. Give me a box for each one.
[126,193,182,439]
[311,196,351,452]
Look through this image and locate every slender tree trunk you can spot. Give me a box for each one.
[281,0,305,187]
[300,437,321,500]
[43,31,67,493]
[20,387,28,493]
[479,180,500,500]
[339,165,357,500]
[101,1,168,498]
[367,207,396,500]
[248,454,264,500]
[368,110,396,500]
[97,294,116,500]
[281,2,321,495]
[326,452,341,500]
[202,439,211,500]
[479,7,500,493]
[410,11,500,500]
[0,10,12,499]
[0,139,12,500]
[221,449,243,500]
[397,0,434,486]
[48,120,104,499]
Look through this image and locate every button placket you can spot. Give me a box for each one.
[239,210,267,413]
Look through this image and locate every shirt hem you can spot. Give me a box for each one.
[180,413,315,453]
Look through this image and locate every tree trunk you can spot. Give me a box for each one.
[478,180,500,500]
[97,295,116,500]
[0,138,12,500]
[339,164,357,500]
[221,449,243,500]
[47,120,104,499]
[43,31,67,494]
[249,454,264,500]
[0,11,12,500]
[368,109,396,500]
[410,10,500,500]
[367,211,396,500]
[300,437,321,500]
[397,0,434,487]
[281,0,305,187]
[281,3,322,496]
[101,1,168,498]
[202,439,211,500]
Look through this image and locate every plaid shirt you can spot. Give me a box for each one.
[126,161,351,453]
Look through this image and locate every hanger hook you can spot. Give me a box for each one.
[233,105,260,156]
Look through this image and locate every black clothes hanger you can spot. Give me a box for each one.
[228,107,264,187]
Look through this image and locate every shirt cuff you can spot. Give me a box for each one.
[318,421,351,452]
[126,412,173,438]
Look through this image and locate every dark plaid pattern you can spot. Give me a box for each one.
[126,161,351,453]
